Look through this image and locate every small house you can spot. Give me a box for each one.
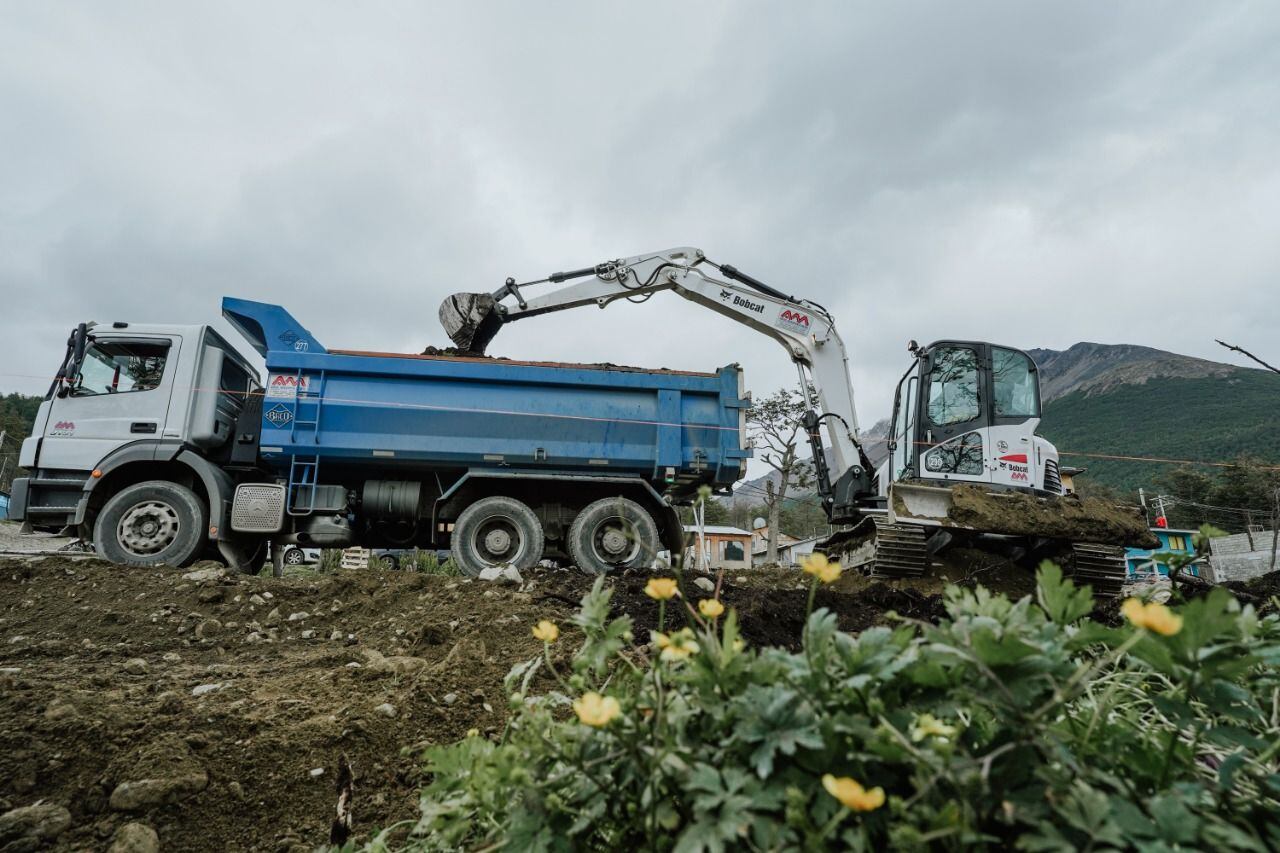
[1207,529,1278,583]
[1125,528,1203,580]
[686,525,753,571]
[754,534,825,567]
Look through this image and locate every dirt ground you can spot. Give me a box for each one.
[0,546,994,852]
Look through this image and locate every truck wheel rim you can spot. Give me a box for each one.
[591,516,641,565]
[474,517,525,566]
[118,500,180,556]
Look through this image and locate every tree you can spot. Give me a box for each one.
[1158,457,1280,534]
[677,498,730,527]
[747,388,815,563]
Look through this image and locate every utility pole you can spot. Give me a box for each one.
[1270,487,1279,573]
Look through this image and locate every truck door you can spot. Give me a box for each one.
[987,346,1041,489]
[917,344,992,485]
[35,335,180,473]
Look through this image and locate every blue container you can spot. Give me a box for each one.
[223,299,750,498]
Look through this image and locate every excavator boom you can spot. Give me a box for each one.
[438,247,1150,597]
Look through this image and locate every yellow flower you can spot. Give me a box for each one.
[1121,598,1183,636]
[801,553,842,584]
[573,692,621,727]
[910,713,958,743]
[466,728,480,738]
[653,628,700,662]
[698,598,725,618]
[532,620,559,643]
[822,774,885,812]
[645,577,679,600]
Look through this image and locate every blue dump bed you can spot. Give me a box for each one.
[222,298,750,497]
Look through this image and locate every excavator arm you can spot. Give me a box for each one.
[439,246,876,521]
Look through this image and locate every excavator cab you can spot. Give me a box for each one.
[884,340,1057,496]
[833,338,1156,596]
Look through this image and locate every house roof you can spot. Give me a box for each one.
[691,525,752,536]
[752,535,825,555]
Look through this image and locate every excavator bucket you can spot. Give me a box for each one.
[439,292,503,354]
[821,484,1158,598]
[888,483,1159,549]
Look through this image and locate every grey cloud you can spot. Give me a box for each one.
[3,2,1279,457]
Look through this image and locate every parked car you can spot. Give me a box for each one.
[279,546,321,566]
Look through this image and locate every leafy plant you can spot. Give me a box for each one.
[405,549,461,576]
[387,565,1280,851]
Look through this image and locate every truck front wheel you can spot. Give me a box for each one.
[568,497,659,575]
[451,496,545,578]
[93,480,208,568]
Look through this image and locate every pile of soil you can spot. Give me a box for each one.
[942,485,1159,549]
[1210,570,1280,614]
[0,556,967,851]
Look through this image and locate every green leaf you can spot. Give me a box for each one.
[1149,794,1200,844]
[971,627,1041,667]
[731,684,825,778]
[1036,561,1093,624]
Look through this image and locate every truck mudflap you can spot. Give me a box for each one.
[888,482,1160,550]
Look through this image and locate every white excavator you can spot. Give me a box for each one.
[440,246,1155,596]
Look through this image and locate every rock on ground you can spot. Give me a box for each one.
[478,565,523,585]
[0,803,72,848]
[109,821,160,853]
[110,772,209,810]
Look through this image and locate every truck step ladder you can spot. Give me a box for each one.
[285,369,326,516]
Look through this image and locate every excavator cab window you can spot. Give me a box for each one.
[926,346,980,426]
[891,371,919,478]
[992,347,1039,419]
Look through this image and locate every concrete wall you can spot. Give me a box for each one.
[1208,530,1279,583]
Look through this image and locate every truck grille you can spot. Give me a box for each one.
[1044,460,1063,494]
[231,484,286,533]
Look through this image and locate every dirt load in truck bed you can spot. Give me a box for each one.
[0,552,972,851]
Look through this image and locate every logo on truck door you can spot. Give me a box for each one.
[265,374,308,399]
[264,405,294,427]
[50,420,76,436]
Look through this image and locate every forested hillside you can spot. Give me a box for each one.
[1039,368,1280,496]
[0,393,41,492]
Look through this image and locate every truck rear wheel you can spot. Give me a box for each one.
[451,496,545,578]
[568,497,659,575]
[93,480,208,568]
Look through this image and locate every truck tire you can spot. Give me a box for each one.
[451,496,545,578]
[568,497,659,575]
[93,480,208,568]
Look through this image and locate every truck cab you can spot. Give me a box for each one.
[12,321,261,564]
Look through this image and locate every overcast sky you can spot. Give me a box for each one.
[4,2,1279,443]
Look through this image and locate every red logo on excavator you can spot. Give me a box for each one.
[780,309,810,327]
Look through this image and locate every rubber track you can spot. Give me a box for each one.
[867,517,930,580]
[1067,543,1128,599]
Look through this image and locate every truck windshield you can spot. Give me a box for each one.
[992,347,1039,418]
[72,340,169,396]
